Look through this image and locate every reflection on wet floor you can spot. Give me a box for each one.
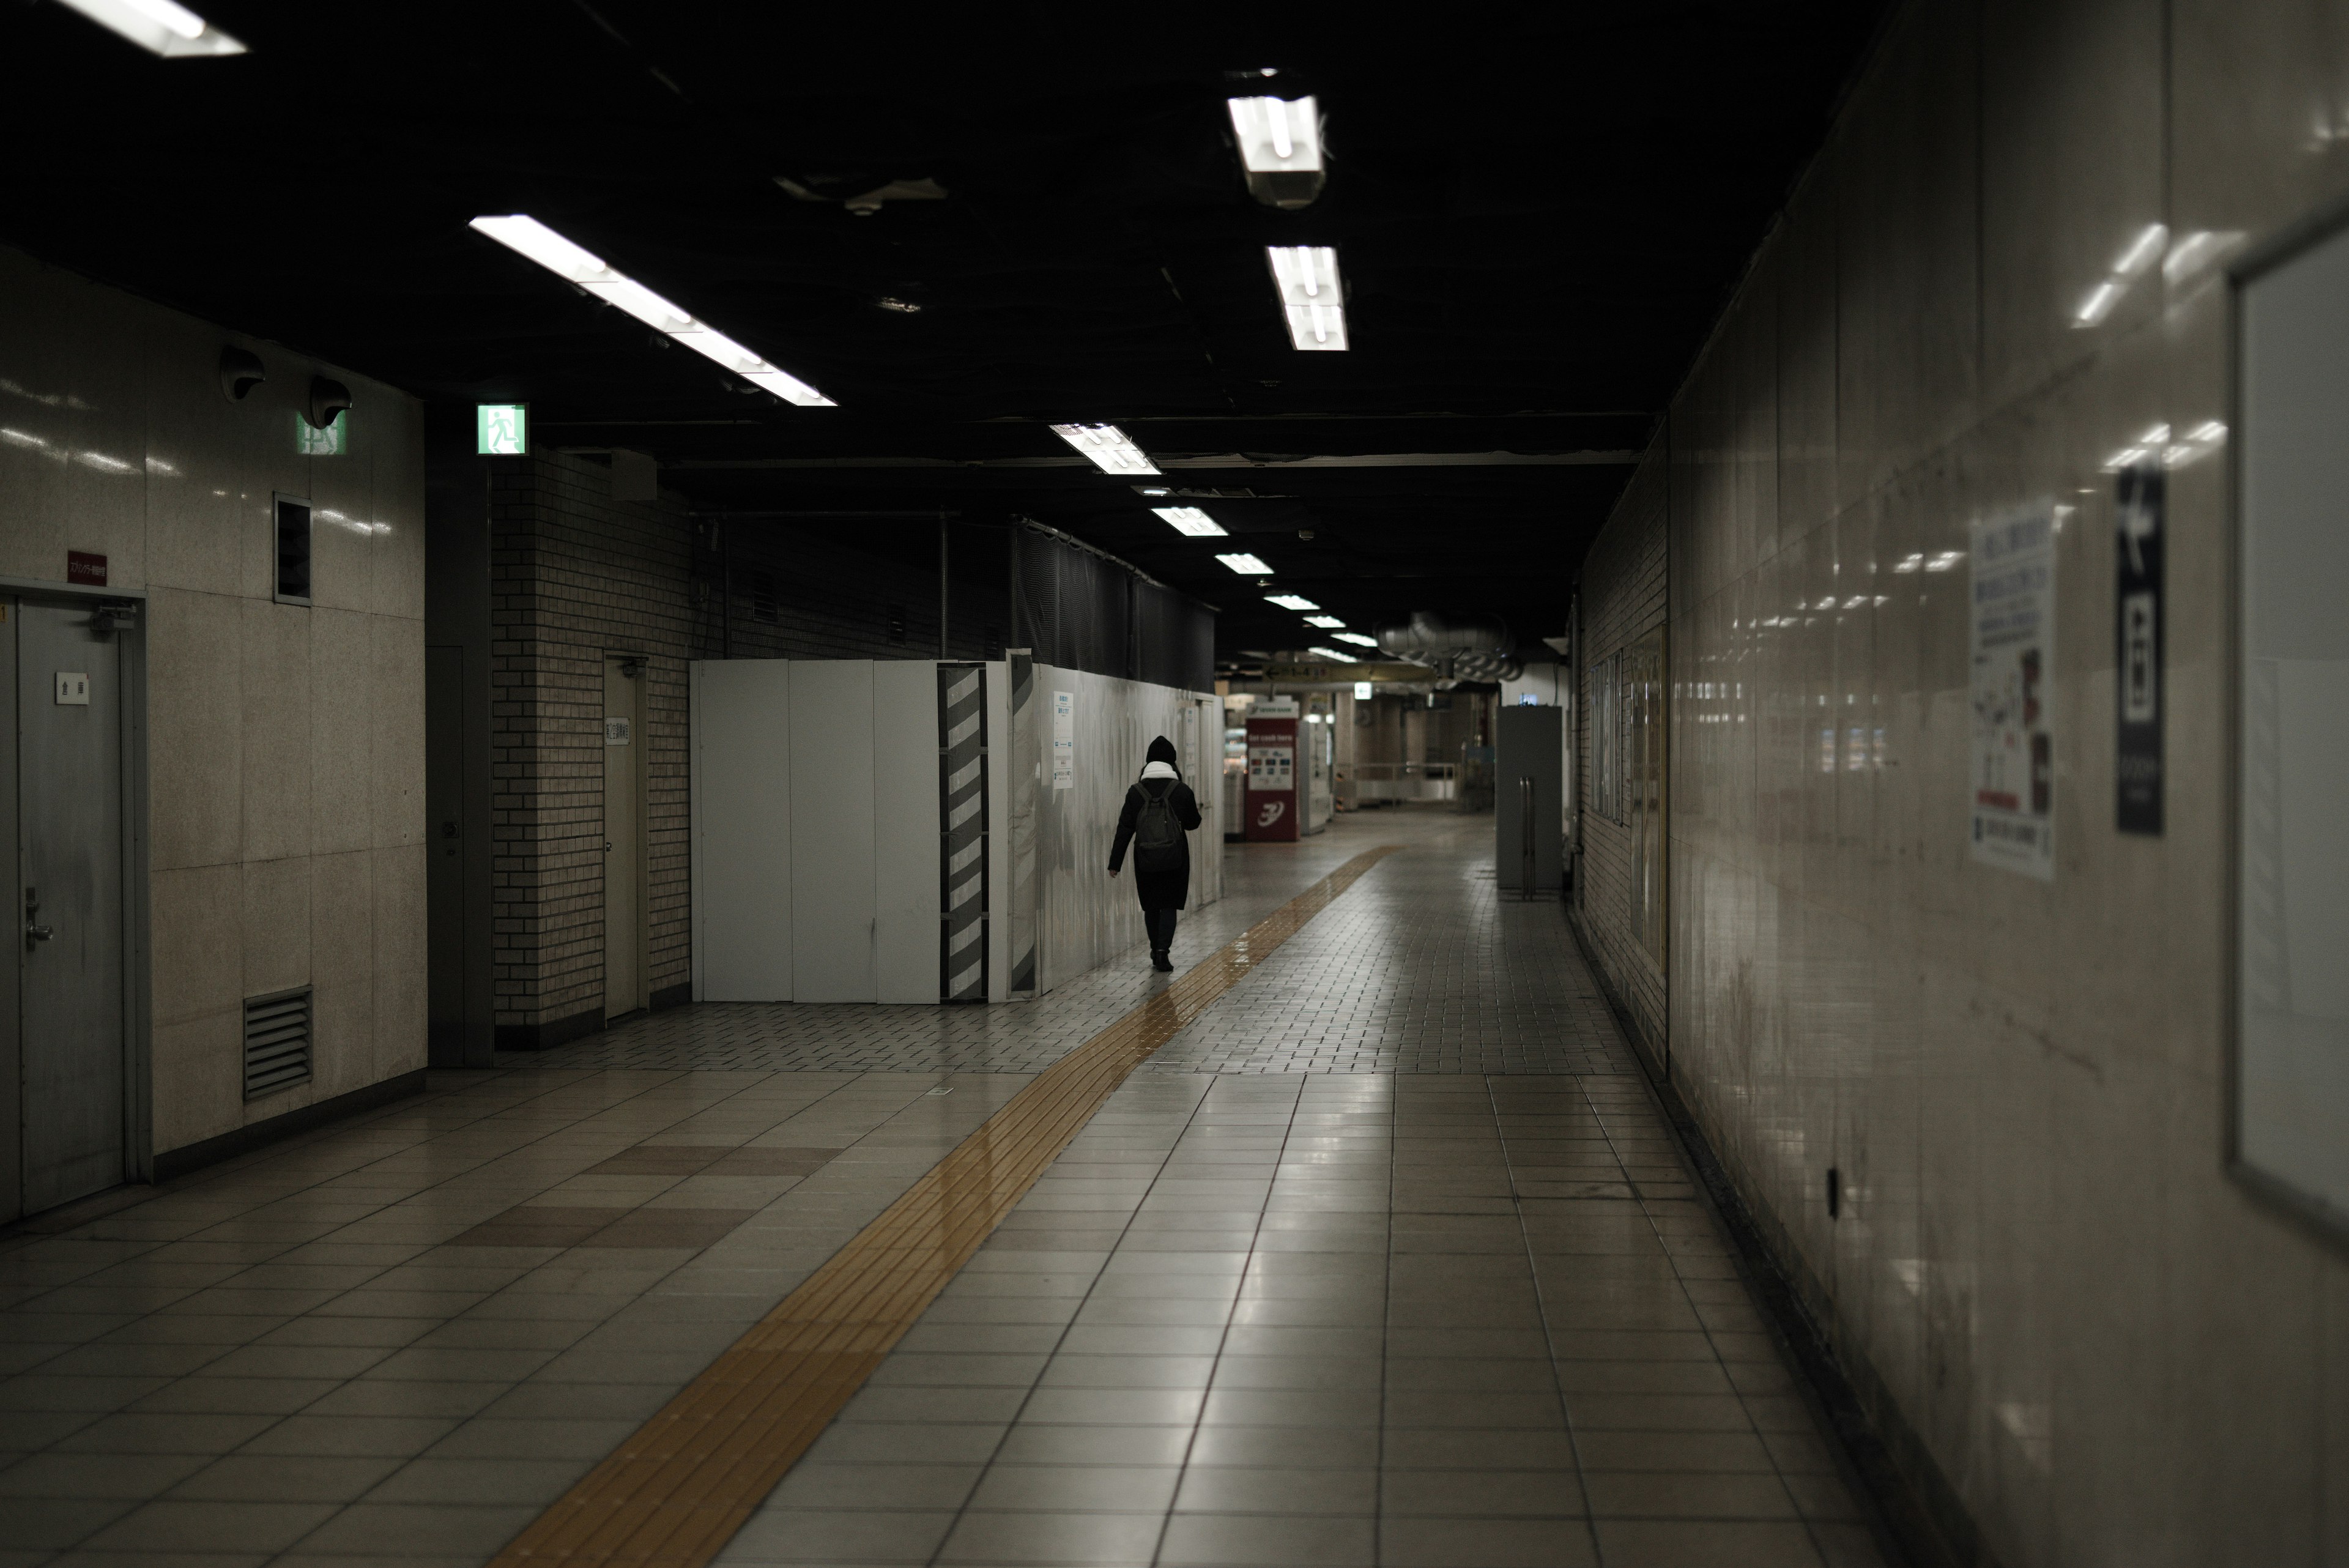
[0,812,1887,1567]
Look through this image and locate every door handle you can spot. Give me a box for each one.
[25,922,53,947]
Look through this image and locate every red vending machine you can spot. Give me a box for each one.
[1244,699,1301,842]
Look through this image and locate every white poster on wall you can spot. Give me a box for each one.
[1969,501,2057,880]
[1050,690,1074,790]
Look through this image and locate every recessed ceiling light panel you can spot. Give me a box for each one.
[1050,423,1160,475]
[1152,507,1228,537]
[1265,593,1319,611]
[56,0,244,55]
[1304,615,1345,628]
[470,215,833,406]
[1267,248,1348,351]
[1226,95,1326,209]
[1332,631,1379,647]
[1217,552,1272,575]
[1307,645,1360,663]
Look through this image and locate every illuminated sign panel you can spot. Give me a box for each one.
[477,404,528,456]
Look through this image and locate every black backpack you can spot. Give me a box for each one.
[1134,779,1183,869]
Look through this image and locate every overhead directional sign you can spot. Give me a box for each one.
[1266,662,1435,684]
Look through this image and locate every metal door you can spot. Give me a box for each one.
[425,645,467,1063]
[19,602,125,1213]
[603,658,644,1017]
[0,603,18,1220]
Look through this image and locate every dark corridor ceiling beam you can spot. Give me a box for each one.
[0,0,1890,658]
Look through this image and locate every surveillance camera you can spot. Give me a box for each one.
[219,346,266,403]
[305,377,352,431]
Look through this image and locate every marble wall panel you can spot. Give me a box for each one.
[1584,3,2349,1559]
[369,614,425,849]
[1978,0,2166,408]
[371,842,428,1082]
[1833,1,1981,505]
[146,587,242,873]
[0,244,427,1167]
[310,608,374,858]
[239,853,311,998]
[240,598,313,865]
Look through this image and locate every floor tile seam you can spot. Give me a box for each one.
[65,1071,881,1563]
[1371,1070,1397,1568]
[1601,1094,1828,1562]
[481,849,1405,1568]
[916,1083,1225,1567]
[1142,1076,1311,1568]
[1491,1072,1610,1568]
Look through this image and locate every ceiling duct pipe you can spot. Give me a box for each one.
[1374,611,1523,683]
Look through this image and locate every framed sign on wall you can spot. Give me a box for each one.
[2232,202,2349,1244]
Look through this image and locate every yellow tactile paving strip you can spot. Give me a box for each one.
[494,845,1405,1568]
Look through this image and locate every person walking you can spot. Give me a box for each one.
[1109,734,1204,972]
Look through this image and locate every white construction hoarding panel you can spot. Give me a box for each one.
[1031,668,1222,995]
[790,661,877,1001]
[987,660,1011,1003]
[872,660,941,1003]
[689,660,792,1001]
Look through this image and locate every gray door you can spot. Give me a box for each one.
[19,603,126,1213]
[425,645,466,1063]
[603,658,644,1017]
[0,603,18,1220]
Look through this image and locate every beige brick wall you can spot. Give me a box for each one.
[489,453,692,1034]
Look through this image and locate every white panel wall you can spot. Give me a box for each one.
[787,661,875,1001]
[1032,669,1221,994]
[872,661,941,1003]
[691,658,1017,1004]
[689,661,792,1001]
[986,662,1011,1002]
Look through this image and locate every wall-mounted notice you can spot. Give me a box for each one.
[1969,502,2057,880]
[2115,466,2164,834]
[1050,690,1074,790]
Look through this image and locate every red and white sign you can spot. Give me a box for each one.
[1244,713,1299,842]
[67,550,107,586]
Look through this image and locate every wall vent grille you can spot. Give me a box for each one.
[243,987,313,1100]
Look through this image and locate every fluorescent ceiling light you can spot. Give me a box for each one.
[1266,593,1319,611]
[470,216,833,406]
[1266,247,1349,351]
[1332,631,1378,647]
[1152,506,1227,537]
[1050,423,1159,475]
[1226,95,1325,209]
[1217,552,1272,575]
[1308,645,1359,663]
[54,0,244,55]
[1304,615,1345,629]
[1228,96,1322,173]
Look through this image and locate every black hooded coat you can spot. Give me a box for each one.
[1108,735,1204,910]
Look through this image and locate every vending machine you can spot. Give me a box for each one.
[1244,697,1301,842]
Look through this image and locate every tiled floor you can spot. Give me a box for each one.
[0,808,1892,1567]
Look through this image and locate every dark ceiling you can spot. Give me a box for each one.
[0,0,1883,659]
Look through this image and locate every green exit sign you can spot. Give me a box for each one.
[477,403,529,456]
[296,411,346,456]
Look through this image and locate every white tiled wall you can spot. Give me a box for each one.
[1579,1,2349,1562]
[0,246,427,1157]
